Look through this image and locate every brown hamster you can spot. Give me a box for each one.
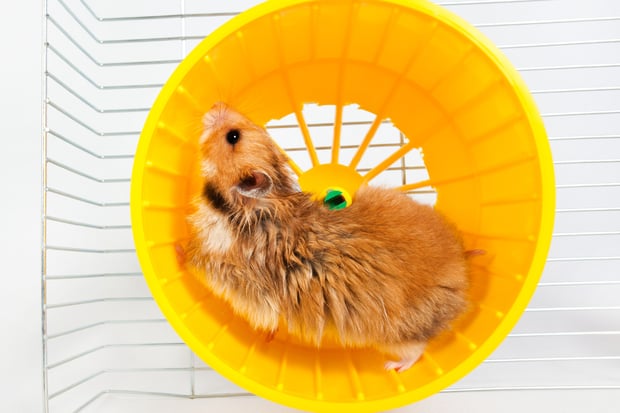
[180,102,470,372]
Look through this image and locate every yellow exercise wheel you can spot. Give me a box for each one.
[130,0,555,411]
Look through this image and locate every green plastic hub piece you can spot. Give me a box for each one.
[324,189,348,210]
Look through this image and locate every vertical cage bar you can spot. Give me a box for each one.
[180,0,187,59]
[41,0,50,410]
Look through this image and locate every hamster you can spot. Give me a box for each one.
[180,102,470,373]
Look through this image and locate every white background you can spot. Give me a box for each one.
[0,1,43,412]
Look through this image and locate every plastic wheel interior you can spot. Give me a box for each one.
[130,0,555,412]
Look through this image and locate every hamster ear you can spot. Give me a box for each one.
[235,171,273,199]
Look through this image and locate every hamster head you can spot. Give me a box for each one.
[198,102,299,212]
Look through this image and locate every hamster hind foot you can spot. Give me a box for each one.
[175,243,186,267]
[383,341,427,373]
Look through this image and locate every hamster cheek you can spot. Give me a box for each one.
[193,205,234,255]
[201,159,217,177]
[207,218,233,254]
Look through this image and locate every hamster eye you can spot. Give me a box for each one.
[226,129,241,145]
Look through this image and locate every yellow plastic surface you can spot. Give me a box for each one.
[130,0,555,411]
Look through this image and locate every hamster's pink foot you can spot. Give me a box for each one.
[465,249,486,258]
[174,243,186,267]
[383,341,426,373]
[385,358,417,373]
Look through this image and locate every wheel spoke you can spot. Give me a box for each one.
[361,140,418,184]
[294,108,319,168]
[349,114,384,170]
[331,104,344,164]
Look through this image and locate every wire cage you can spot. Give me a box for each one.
[42,0,620,412]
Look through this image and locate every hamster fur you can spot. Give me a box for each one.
[182,102,470,372]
